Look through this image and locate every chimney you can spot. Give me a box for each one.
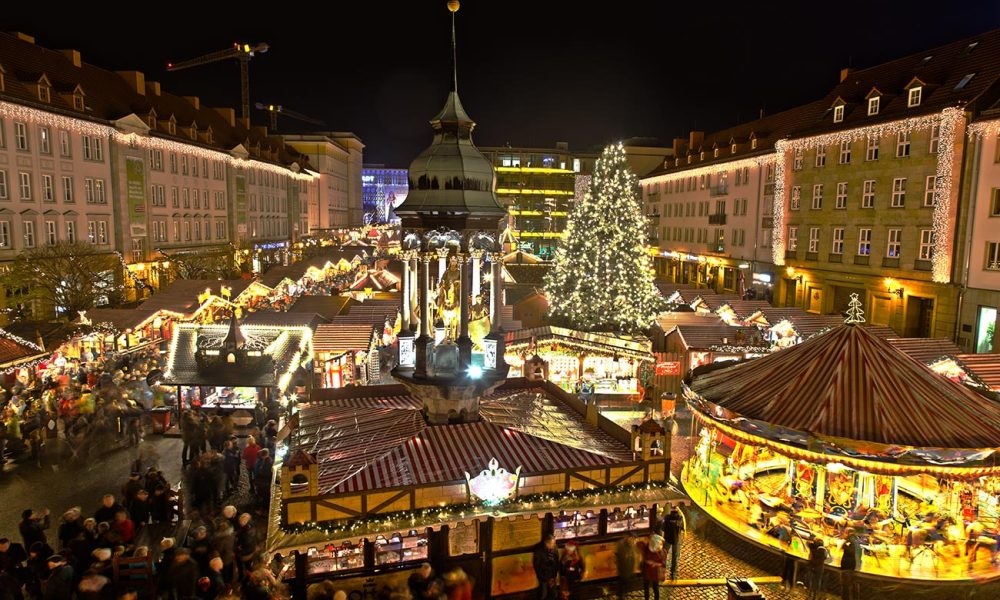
[214,107,236,127]
[60,49,82,68]
[116,71,146,95]
[146,81,161,96]
[555,141,569,151]
[672,137,685,156]
[183,96,200,110]
[839,68,854,83]
[14,32,35,44]
[253,126,269,138]
[688,131,704,149]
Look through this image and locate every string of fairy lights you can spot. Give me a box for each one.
[773,107,964,283]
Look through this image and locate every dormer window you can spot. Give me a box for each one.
[699,151,705,161]
[0,65,6,93]
[72,93,84,111]
[833,105,844,123]
[167,116,176,136]
[713,148,719,158]
[731,143,737,154]
[907,87,922,107]
[751,138,758,150]
[674,158,680,167]
[205,127,213,144]
[190,123,198,141]
[687,155,692,165]
[38,80,50,103]
[147,110,157,129]
[867,97,880,116]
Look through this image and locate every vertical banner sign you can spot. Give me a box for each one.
[126,157,147,237]
[235,175,248,234]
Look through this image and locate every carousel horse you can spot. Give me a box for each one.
[963,520,1000,566]
[905,517,964,567]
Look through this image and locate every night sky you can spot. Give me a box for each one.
[6,2,999,165]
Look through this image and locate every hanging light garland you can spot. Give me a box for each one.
[773,107,964,283]
[0,100,315,181]
[967,118,1000,139]
[641,154,776,187]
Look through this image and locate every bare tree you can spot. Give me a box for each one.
[3,242,121,318]
[161,247,238,280]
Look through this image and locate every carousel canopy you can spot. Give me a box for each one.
[689,324,1000,449]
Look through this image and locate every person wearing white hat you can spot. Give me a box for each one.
[641,534,666,600]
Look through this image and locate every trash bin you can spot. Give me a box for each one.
[150,407,172,434]
[726,578,763,600]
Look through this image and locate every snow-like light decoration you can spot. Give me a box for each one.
[772,108,964,282]
[967,118,1000,139]
[640,154,776,186]
[465,457,521,506]
[0,100,315,181]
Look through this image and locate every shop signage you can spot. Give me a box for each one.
[466,458,521,506]
[399,337,415,368]
[483,337,498,369]
[125,157,147,237]
[655,361,681,376]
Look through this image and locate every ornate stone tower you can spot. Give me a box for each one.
[393,1,509,423]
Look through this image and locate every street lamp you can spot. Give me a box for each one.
[884,277,904,298]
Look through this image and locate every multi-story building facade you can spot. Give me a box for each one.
[284,133,364,231]
[960,116,1000,352]
[640,103,825,300]
[773,33,1000,339]
[361,165,408,225]
[0,31,337,317]
[480,143,597,259]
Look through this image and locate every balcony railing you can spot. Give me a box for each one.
[709,185,729,196]
[708,213,727,225]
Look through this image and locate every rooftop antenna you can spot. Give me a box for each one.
[448,0,460,92]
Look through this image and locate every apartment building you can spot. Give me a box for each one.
[640,102,825,300]
[775,32,1000,339]
[0,31,333,315]
[285,133,364,231]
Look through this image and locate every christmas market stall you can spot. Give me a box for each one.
[140,279,271,323]
[661,323,769,373]
[682,303,1000,582]
[312,323,381,388]
[714,300,773,327]
[162,314,313,415]
[267,380,682,600]
[74,308,173,353]
[0,328,47,382]
[504,326,654,402]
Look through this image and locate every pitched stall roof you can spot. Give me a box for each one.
[0,329,45,367]
[80,308,161,332]
[954,354,1000,391]
[887,337,964,365]
[292,386,635,495]
[0,32,308,168]
[288,296,351,321]
[670,324,767,351]
[688,324,1000,449]
[140,279,253,315]
[313,324,378,354]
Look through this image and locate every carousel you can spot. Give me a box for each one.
[682,297,1000,582]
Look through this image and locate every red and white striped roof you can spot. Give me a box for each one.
[689,324,1000,449]
[294,387,635,495]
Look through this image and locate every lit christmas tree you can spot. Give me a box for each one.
[544,142,661,334]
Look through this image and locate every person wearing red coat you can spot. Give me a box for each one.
[640,534,666,600]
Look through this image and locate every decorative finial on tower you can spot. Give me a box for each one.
[448,0,460,93]
[844,293,865,325]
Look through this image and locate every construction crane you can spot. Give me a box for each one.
[167,42,269,122]
[255,102,325,131]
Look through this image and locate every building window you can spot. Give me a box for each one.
[866,136,879,161]
[183,221,191,241]
[172,221,179,242]
[858,228,872,256]
[38,127,51,154]
[0,171,7,200]
[59,130,71,157]
[991,188,1000,216]
[0,119,6,149]
[833,105,844,123]
[790,186,801,210]
[191,158,199,178]
[15,122,28,151]
[98,221,108,245]
[832,228,845,254]
[84,178,95,203]
[37,83,50,102]
[94,179,106,204]
[862,180,876,208]
[82,136,103,161]
[987,242,1000,270]
[181,155,189,176]
[908,87,922,107]
[793,149,803,171]
[193,221,201,241]
[169,153,177,174]
[73,94,84,111]
[0,221,9,248]
[149,149,163,171]
[23,221,35,248]
[172,188,179,208]
[183,189,190,208]
[811,184,823,209]
[924,176,939,207]
[919,229,934,261]
[45,220,56,245]
[839,141,851,164]
[713,148,719,158]
[65,221,75,243]
[896,132,911,158]
[814,146,826,167]
[19,172,31,200]
[62,176,73,203]
[868,96,880,115]
[955,73,976,91]
[929,125,940,154]
[836,182,848,209]
[41,174,53,202]
[886,229,901,258]
[891,178,906,207]
[751,138,758,150]
[808,227,820,253]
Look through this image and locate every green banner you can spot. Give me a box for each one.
[235,174,247,235]
[125,157,147,236]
